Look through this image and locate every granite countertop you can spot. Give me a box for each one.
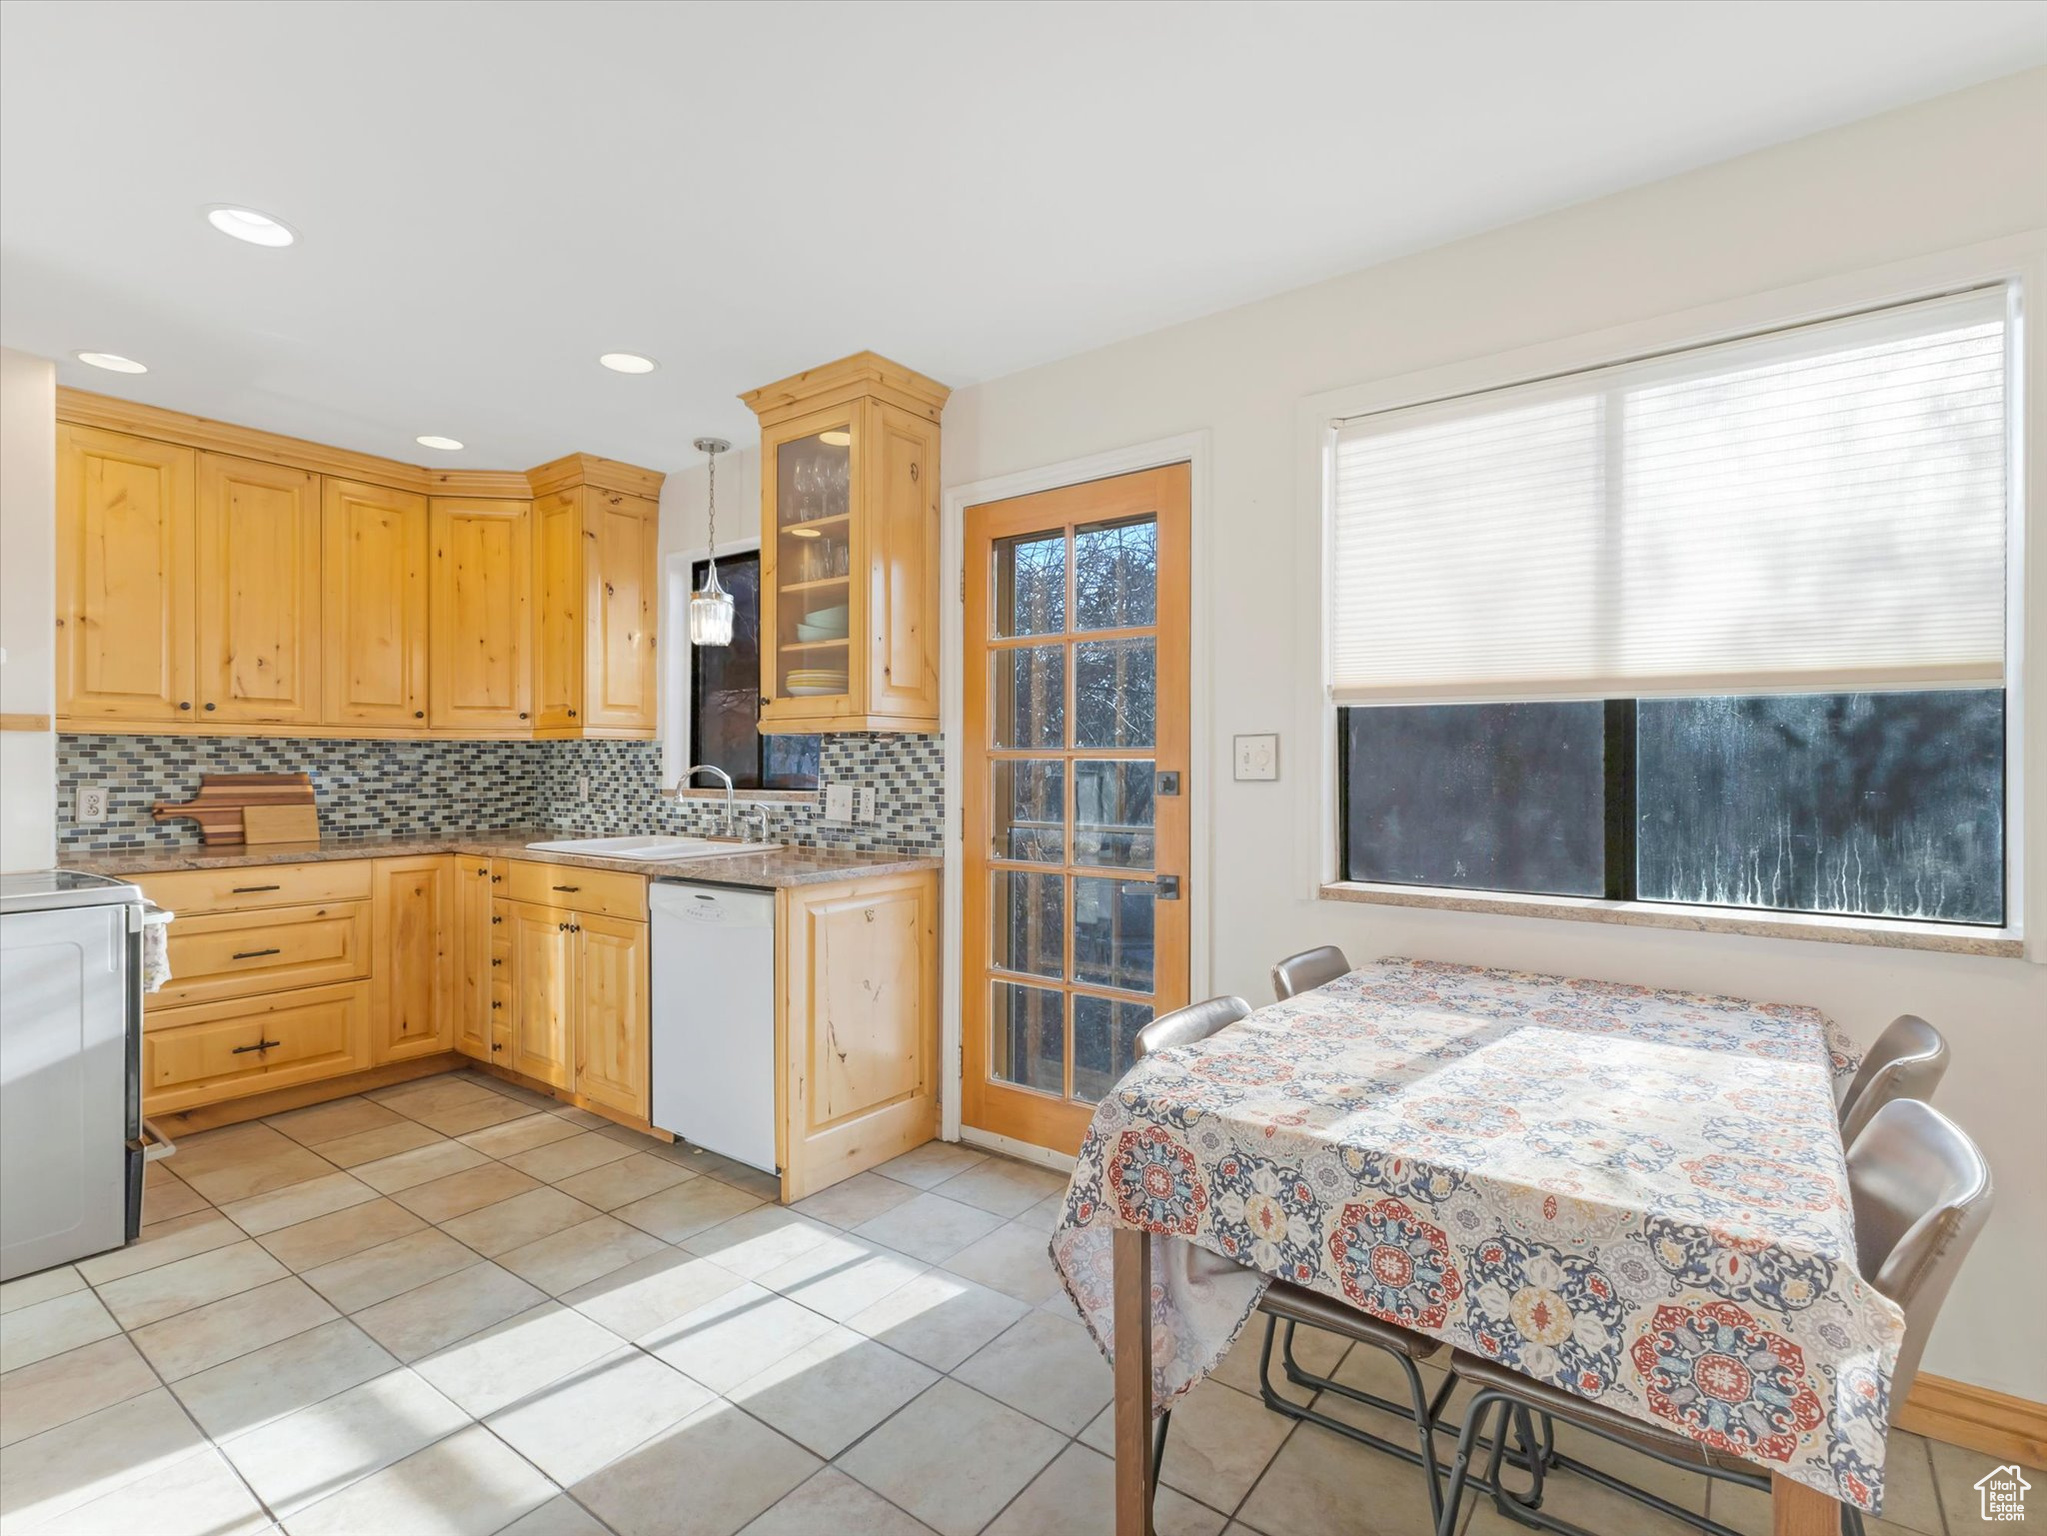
[62,828,942,889]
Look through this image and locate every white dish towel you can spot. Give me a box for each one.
[141,906,174,994]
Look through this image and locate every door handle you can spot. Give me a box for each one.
[231,947,281,960]
[1154,874,1182,900]
[231,1037,283,1054]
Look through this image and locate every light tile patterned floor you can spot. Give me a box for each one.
[0,1067,2017,1535]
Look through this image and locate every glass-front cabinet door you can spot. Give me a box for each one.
[762,410,858,721]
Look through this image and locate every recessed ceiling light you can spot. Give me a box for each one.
[204,206,296,247]
[416,435,464,451]
[599,353,659,374]
[75,351,148,374]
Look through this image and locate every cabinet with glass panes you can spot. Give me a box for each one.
[741,353,949,732]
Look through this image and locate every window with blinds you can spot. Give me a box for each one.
[1329,287,2014,926]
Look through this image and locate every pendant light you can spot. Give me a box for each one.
[689,436,736,647]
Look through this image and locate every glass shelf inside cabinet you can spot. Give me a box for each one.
[776,426,853,701]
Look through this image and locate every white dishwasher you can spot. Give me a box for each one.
[649,881,778,1174]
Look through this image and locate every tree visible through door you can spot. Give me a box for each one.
[962,464,1190,1156]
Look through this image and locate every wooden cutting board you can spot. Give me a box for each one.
[241,804,322,844]
[153,773,317,846]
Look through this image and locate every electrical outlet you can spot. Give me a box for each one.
[824,783,855,821]
[577,774,591,802]
[854,786,878,823]
[77,785,111,823]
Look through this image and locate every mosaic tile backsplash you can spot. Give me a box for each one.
[55,733,944,857]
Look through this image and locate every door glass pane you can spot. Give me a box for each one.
[1073,760,1154,869]
[1074,517,1157,630]
[992,983,1065,1095]
[992,760,1064,862]
[776,429,851,528]
[994,531,1066,637]
[1073,994,1153,1104]
[774,427,853,703]
[1074,638,1155,748]
[992,871,1064,979]
[993,645,1066,749]
[1072,876,1154,992]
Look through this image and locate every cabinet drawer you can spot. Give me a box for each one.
[138,861,373,917]
[507,861,647,920]
[151,900,372,1008]
[143,982,372,1114]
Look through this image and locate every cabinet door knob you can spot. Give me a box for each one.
[178,701,192,710]
[203,702,216,711]
[518,711,529,720]
[414,710,425,719]
[567,708,577,718]
[491,1000,502,1010]
[491,1042,503,1051]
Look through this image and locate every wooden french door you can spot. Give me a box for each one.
[962,464,1191,1156]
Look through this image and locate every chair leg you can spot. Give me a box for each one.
[1437,1389,1506,1536]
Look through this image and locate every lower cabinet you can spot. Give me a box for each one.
[451,857,500,1062]
[778,869,939,1201]
[506,898,576,1089]
[372,856,455,1062]
[502,894,649,1117]
[143,981,373,1114]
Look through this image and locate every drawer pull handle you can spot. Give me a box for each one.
[491,1001,503,1010]
[231,947,281,960]
[491,915,503,925]
[491,1042,503,1052]
[231,884,282,893]
[552,885,580,893]
[231,1038,282,1055]
[491,958,502,967]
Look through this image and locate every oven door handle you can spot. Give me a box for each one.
[127,1118,176,1163]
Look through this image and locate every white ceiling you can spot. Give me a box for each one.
[3,2,2042,474]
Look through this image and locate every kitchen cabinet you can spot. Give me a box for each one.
[196,453,323,727]
[323,479,431,731]
[372,856,454,1062]
[55,424,197,724]
[574,913,649,1119]
[452,857,501,1063]
[531,486,660,737]
[143,982,372,1115]
[742,353,948,734]
[54,391,662,741]
[776,867,940,1200]
[432,498,531,731]
[505,897,575,1089]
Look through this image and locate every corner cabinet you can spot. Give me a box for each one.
[430,498,531,731]
[742,353,948,733]
[371,856,455,1062]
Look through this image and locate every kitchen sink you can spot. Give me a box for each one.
[524,835,780,861]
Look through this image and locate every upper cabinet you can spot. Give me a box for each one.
[430,498,530,732]
[55,423,197,724]
[323,479,429,730]
[52,393,661,741]
[196,454,323,727]
[529,481,661,738]
[742,353,947,733]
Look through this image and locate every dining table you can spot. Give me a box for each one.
[1048,957,1902,1536]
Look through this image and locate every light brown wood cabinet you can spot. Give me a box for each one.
[451,858,499,1063]
[53,392,661,741]
[501,862,650,1116]
[432,499,531,731]
[505,896,576,1089]
[323,480,430,730]
[196,453,323,727]
[55,423,197,724]
[574,913,650,1118]
[743,353,948,734]
[776,868,940,1200]
[371,856,454,1062]
[142,983,372,1115]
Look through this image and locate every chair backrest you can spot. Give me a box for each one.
[1271,945,1351,1001]
[1845,1098,1993,1411]
[1839,1014,1950,1145]
[1135,995,1253,1060]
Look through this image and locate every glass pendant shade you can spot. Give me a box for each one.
[689,561,735,646]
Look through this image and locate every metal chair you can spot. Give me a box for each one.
[1839,1014,1948,1145]
[1137,982,1464,1526]
[1433,1098,1995,1536]
[1271,944,1352,1000]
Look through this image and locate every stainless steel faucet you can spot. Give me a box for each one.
[681,764,735,836]
[739,805,771,844]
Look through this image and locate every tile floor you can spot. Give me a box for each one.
[0,1067,2026,1535]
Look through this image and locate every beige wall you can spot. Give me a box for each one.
[0,346,56,873]
[942,70,2047,1401]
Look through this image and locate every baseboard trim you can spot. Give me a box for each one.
[1897,1373,2047,1464]
[148,1053,464,1136]
[957,1124,1077,1175]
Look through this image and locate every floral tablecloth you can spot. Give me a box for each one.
[1049,958,1906,1513]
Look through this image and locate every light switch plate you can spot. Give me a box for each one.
[824,783,855,821]
[77,785,111,823]
[1233,734,1279,782]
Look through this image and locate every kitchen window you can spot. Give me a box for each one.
[683,551,820,790]
[1328,287,2014,927]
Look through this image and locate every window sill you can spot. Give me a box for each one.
[1318,882,2025,959]
[660,786,818,804]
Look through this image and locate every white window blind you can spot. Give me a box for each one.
[1328,289,2010,704]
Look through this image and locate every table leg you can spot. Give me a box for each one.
[1771,1472,1839,1536]
[1113,1226,1154,1536]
